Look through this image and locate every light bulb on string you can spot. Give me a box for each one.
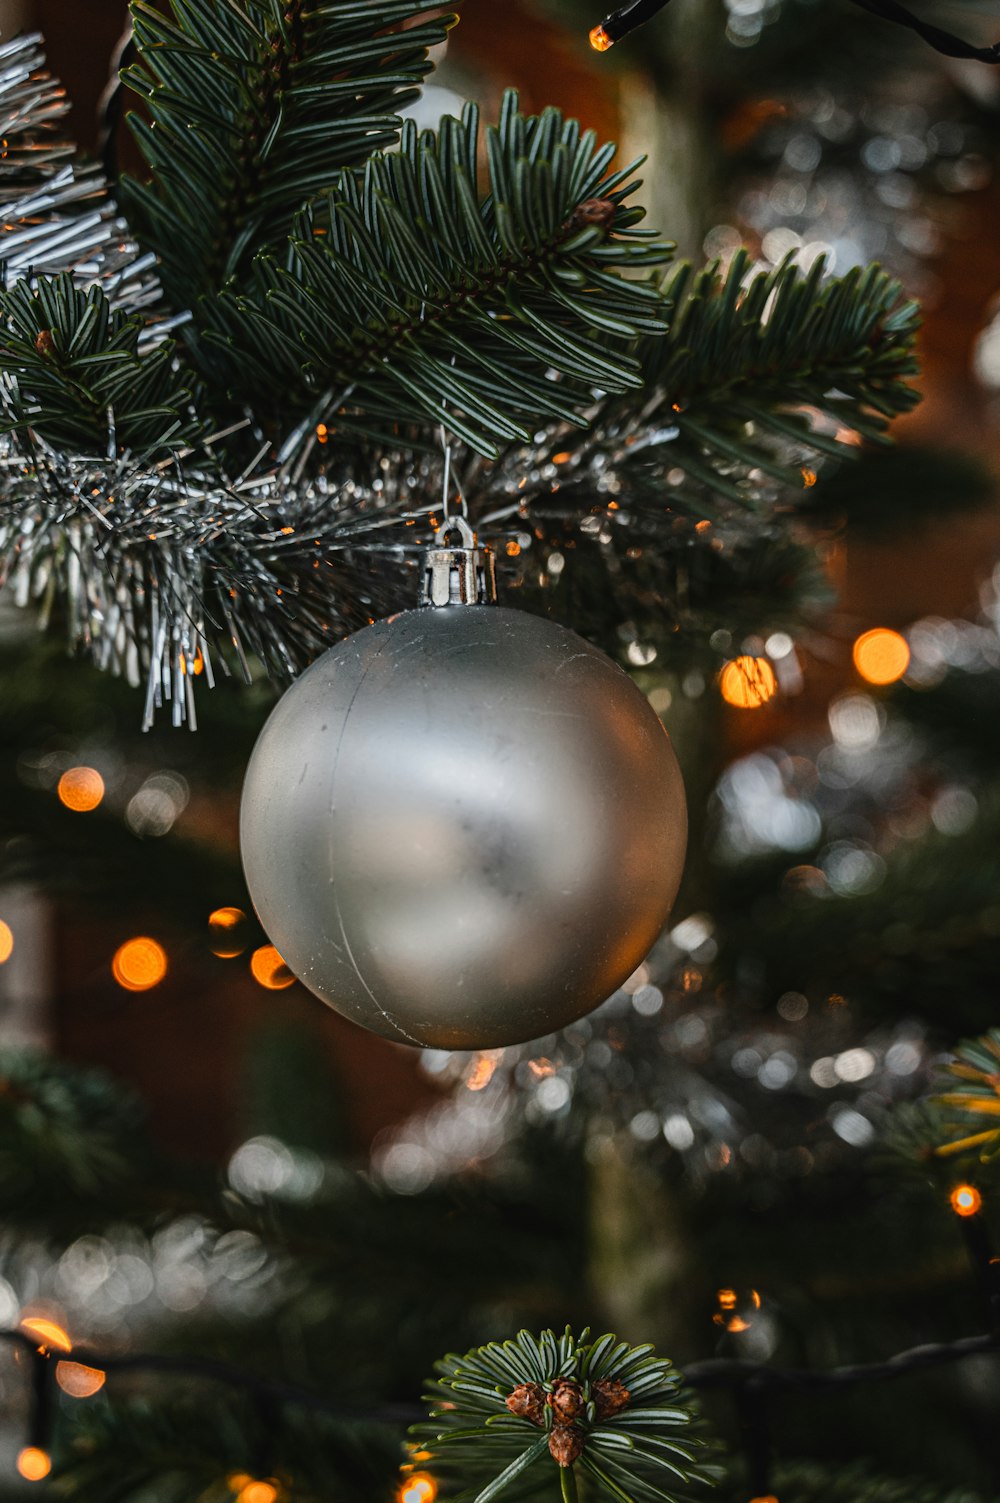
[399,1473,438,1503]
[112,937,168,991]
[16,1448,52,1482]
[588,0,673,49]
[713,1286,761,1333]
[720,657,777,709]
[55,1361,105,1398]
[591,0,1000,59]
[57,766,105,812]
[852,628,910,686]
[209,906,249,958]
[951,1184,983,1218]
[237,1483,278,1503]
[19,1317,71,1354]
[249,945,295,990]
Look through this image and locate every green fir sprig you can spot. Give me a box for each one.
[582,251,921,508]
[121,0,458,305]
[413,1327,716,1503]
[200,94,670,455]
[0,275,196,454]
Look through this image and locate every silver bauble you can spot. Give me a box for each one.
[240,604,687,1049]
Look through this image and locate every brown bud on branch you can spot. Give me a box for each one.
[506,1382,546,1426]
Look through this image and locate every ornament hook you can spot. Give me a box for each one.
[419,516,496,607]
[420,436,496,608]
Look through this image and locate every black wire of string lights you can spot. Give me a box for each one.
[589,0,1000,57]
[1,1322,998,1492]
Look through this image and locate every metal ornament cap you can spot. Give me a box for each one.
[240,605,687,1050]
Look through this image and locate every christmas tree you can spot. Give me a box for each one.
[1,1,999,1500]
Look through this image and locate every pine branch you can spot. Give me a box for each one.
[57,1395,402,1503]
[120,0,458,307]
[198,94,671,456]
[0,1051,150,1227]
[543,250,920,509]
[510,514,830,670]
[413,1328,712,1503]
[0,275,195,453]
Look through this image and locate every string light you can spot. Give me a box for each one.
[250,945,295,990]
[209,906,249,958]
[852,628,910,686]
[19,1318,71,1353]
[16,1448,52,1482]
[55,1361,106,1398]
[399,1475,438,1503]
[720,656,778,709]
[0,920,12,964]
[57,765,105,812]
[237,1483,278,1503]
[588,0,672,48]
[951,1184,983,1218]
[713,1288,761,1332]
[112,937,168,992]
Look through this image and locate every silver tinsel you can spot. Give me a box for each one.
[0,33,159,314]
[0,427,445,727]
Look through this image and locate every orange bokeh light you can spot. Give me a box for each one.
[713,1287,760,1331]
[56,1360,106,1398]
[209,907,248,958]
[57,766,105,812]
[237,1484,278,1503]
[250,945,295,990]
[112,937,168,992]
[20,1316,72,1352]
[951,1184,983,1218]
[0,920,12,964]
[589,23,613,49]
[852,628,910,686]
[399,1475,438,1503]
[16,1448,52,1482]
[720,656,778,709]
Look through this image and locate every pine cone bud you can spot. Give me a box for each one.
[548,1378,585,1422]
[565,197,617,235]
[548,1423,585,1467]
[506,1382,546,1425]
[592,1378,631,1419]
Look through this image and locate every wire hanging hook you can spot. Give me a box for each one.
[438,426,469,528]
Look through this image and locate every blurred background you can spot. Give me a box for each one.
[5,0,1000,1497]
